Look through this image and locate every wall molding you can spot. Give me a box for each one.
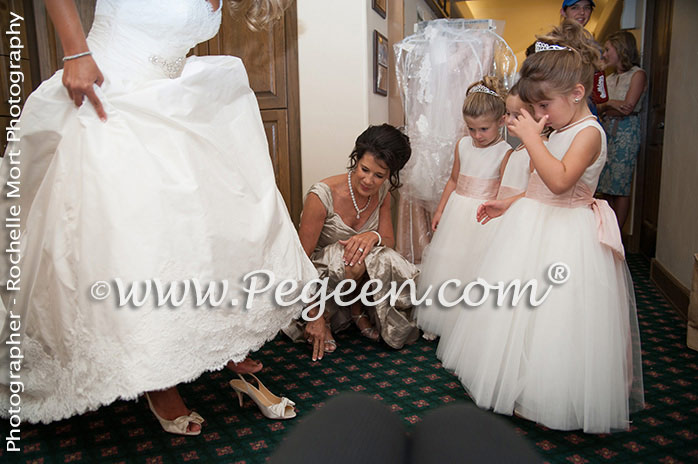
[650,258,690,320]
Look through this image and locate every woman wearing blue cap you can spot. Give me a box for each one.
[561,0,596,28]
[560,0,607,115]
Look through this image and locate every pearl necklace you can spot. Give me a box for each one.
[557,115,597,133]
[347,171,371,219]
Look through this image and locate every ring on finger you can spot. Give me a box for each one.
[358,247,364,253]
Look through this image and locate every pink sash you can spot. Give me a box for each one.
[496,185,524,200]
[525,173,625,260]
[455,174,500,200]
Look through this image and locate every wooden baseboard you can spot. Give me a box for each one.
[650,258,690,320]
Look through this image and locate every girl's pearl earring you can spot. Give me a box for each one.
[574,97,580,103]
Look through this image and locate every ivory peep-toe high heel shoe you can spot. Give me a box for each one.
[229,374,297,420]
[145,392,205,436]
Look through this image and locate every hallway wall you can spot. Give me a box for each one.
[297,0,393,197]
[655,0,698,289]
[296,1,368,196]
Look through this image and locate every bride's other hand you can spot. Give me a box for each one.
[62,56,107,121]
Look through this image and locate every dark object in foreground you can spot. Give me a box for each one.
[270,393,541,464]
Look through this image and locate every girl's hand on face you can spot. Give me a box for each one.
[508,108,547,142]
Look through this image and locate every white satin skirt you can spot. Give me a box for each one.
[0,55,317,423]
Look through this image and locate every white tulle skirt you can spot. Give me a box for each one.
[0,55,317,423]
[436,197,644,433]
[416,193,499,338]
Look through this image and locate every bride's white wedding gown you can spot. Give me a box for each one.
[0,0,317,423]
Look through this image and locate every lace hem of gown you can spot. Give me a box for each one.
[0,259,312,423]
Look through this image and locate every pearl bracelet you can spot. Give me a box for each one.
[62,51,92,62]
[371,230,382,247]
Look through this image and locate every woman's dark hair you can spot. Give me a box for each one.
[347,124,411,191]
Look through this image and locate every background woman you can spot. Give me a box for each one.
[597,30,647,228]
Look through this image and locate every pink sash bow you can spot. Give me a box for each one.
[590,198,625,260]
[525,173,625,260]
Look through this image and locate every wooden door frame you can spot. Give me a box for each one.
[628,0,672,255]
[627,0,654,253]
[284,4,303,225]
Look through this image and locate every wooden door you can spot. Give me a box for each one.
[0,0,40,154]
[194,4,302,223]
[632,0,673,257]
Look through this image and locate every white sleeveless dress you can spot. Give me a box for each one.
[436,117,644,433]
[416,136,511,338]
[496,145,531,199]
[0,0,317,423]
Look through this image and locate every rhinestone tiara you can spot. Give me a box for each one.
[534,41,571,53]
[467,84,500,98]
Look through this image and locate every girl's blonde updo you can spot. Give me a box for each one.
[518,19,601,103]
[462,76,506,120]
[228,0,292,30]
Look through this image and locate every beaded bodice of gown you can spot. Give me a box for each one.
[88,0,222,80]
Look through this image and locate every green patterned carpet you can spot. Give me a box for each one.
[2,254,697,463]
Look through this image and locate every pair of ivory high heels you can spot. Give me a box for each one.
[146,374,295,435]
[229,373,297,419]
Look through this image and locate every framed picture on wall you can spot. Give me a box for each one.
[373,30,389,96]
[376,65,388,96]
[372,0,387,19]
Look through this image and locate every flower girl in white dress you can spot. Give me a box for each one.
[416,77,511,340]
[437,21,643,433]
[495,82,536,203]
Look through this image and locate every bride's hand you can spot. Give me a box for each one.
[62,55,107,121]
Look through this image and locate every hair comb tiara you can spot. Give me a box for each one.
[467,84,500,98]
[535,41,571,53]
